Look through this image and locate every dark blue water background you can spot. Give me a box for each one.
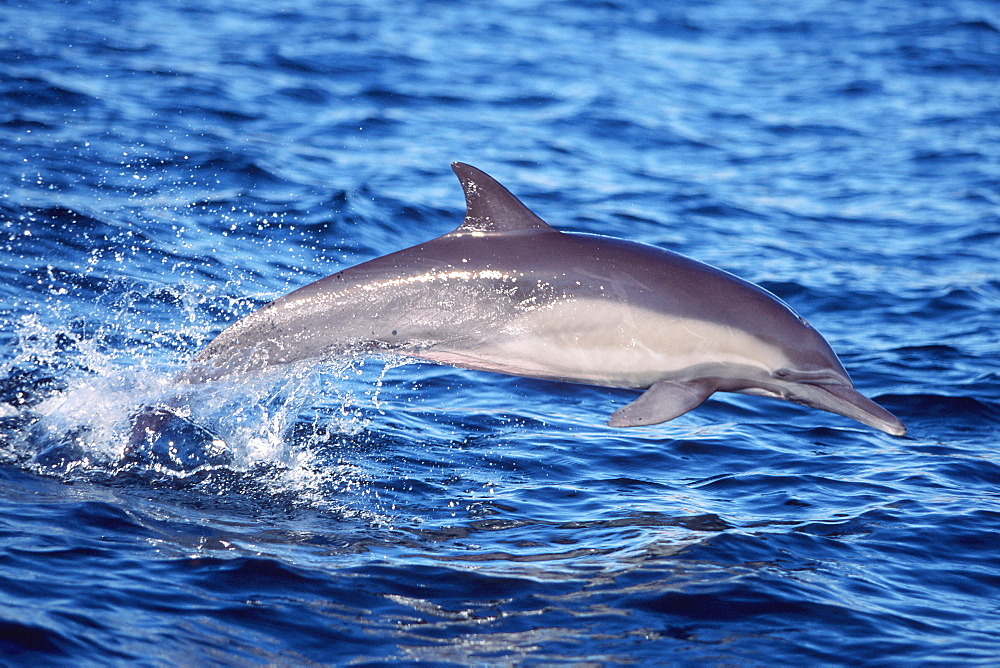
[2,0,999,664]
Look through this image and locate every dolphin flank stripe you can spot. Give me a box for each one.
[180,162,905,437]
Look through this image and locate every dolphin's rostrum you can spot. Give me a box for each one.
[184,163,906,436]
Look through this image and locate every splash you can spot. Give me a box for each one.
[0,295,413,520]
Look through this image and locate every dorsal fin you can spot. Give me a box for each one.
[450,162,557,236]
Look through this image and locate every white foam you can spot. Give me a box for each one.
[1,289,401,520]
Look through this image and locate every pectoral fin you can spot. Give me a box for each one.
[607,379,716,428]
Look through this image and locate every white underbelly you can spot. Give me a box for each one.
[419,298,785,389]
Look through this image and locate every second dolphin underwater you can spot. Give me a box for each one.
[183,162,905,436]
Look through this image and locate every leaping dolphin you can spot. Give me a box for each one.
[180,163,905,436]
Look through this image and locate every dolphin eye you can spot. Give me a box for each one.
[774,368,792,379]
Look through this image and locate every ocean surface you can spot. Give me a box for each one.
[2,0,999,664]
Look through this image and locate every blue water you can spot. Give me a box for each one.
[2,0,999,664]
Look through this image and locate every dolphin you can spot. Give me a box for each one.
[177,162,905,436]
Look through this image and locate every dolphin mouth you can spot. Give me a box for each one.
[792,382,906,436]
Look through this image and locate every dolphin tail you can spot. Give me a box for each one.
[127,405,181,450]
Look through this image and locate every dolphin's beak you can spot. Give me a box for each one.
[792,383,906,436]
